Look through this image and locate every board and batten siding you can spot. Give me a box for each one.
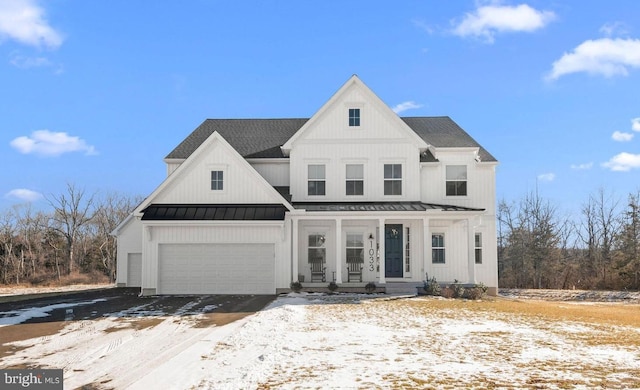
[116,216,142,286]
[140,223,289,293]
[289,143,421,202]
[249,160,290,187]
[151,140,282,205]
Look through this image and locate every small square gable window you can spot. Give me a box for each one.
[348,108,360,127]
[211,170,223,190]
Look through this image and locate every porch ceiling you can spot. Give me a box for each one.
[292,201,483,213]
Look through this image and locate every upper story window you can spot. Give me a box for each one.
[211,170,223,190]
[308,164,326,196]
[384,164,402,195]
[348,108,360,127]
[346,164,364,196]
[446,165,467,196]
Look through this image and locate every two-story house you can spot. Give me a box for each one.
[113,75,498,295]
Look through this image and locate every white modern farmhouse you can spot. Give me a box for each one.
[114,75,498,296]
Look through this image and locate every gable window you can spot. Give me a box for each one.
[348,108,360,127]
[346,233,364,263]
[475,233,482,264]
[384,164,402,195]
[211,170,223,190]
[346,164,364,196]
[446,165,467,196]
[432,233,445,264]
[308,164,326,196]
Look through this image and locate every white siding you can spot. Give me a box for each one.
[141,223,289,293]
[250,160,290,186]
[115,216,142,286]
[290,143,421,202]
[150,139,285,205]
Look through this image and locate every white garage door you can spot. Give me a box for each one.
[158,243,275,294]
[127,253,142,287]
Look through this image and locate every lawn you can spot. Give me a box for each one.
[1,292,639,389]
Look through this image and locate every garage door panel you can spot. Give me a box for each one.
[158,243,275,295]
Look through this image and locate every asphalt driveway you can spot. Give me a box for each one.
[0,288,275,359]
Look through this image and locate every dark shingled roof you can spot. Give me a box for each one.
[141,204,288,221]
[165,116,497,162]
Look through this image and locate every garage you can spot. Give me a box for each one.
[127,253,142,287]
[157,243,275,295]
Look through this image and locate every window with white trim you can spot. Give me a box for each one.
[346,233,364,263]
[308,165,326,196]
[446,165,467,196]
[384,164,402,195]
[475,233,482,264]
[211,170,223,190]
[349,108,360,127]
[432,233,445,264]
[308,234,326,264]
[346,164,364,196]
[405,227,411,272]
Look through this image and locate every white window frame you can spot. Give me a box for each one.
[210,170,224,191]
[346,164,364,196]
[348,108,360,127]
[432,233,445,264]
[446,165,468,197]
[308,164,326,196]
[308,233,327,264]
[475,233,482,264]
[346,233,364,263]
[383,163,403,196]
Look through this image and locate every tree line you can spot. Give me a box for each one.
[2,182,639,291]
[498,188,640,290]
[0,183,141,285]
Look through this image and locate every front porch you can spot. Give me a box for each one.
[290,203,485,289]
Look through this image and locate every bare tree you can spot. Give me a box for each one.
[47,183,96,275]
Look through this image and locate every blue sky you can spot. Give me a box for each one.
[1,0,639,217]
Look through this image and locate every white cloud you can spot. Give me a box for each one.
[10,130,97,157]
[632,118,640,132]
[599,22,629,38]
[451,3,555,43]
[0,0,63,49]
[5,188,43,202]
[570,162,593,170]
[392,101,423,114]
[602,152,640,172]
[537,173,555,182]
[547,38,640,80]
[612,131,634,142]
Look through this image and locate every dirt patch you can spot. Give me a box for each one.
[0,321,66,358]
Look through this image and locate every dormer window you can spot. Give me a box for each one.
[348,108,360,127]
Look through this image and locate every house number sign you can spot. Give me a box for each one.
[368,240,375,271]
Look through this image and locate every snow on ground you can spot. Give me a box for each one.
[0,284,114,297]
[1,293,640,389]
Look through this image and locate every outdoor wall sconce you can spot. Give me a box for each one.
[368,233,374,240]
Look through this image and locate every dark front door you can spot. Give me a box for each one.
[385,224,403,278]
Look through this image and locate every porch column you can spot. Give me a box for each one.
[378,217,386,284]
[292,218,299,282]
[467,218,476,284]
[423,217,430,280]
[335,218,343,283]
